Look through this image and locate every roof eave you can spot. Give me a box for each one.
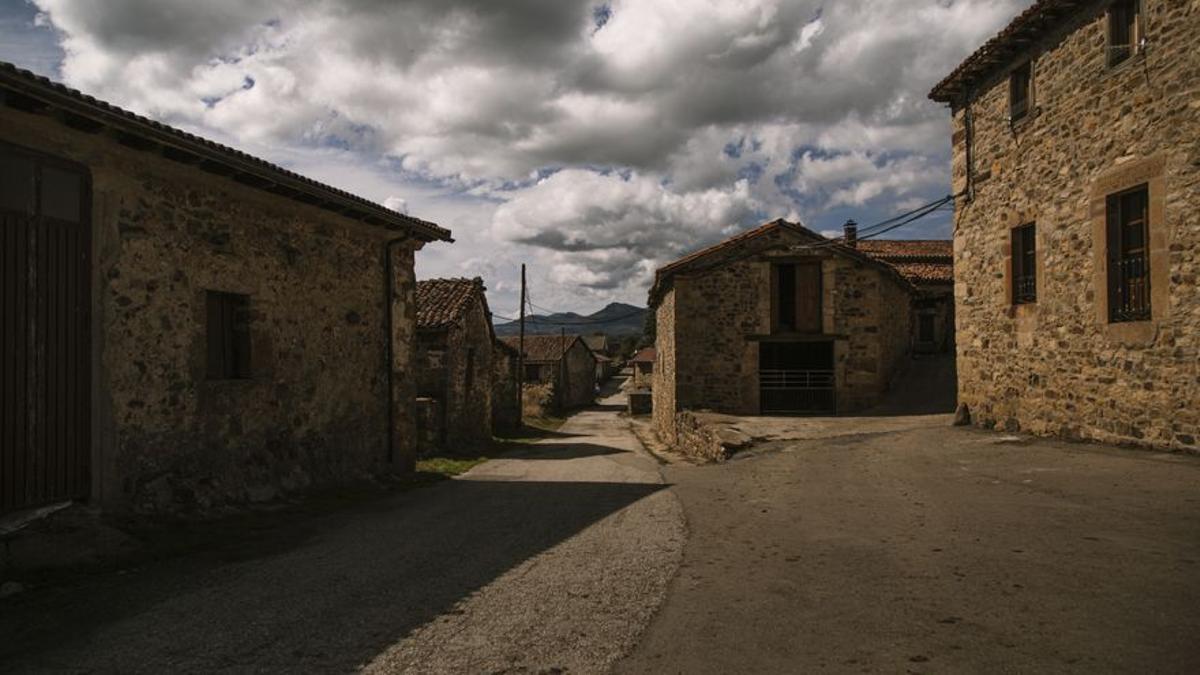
[0,62,452,243]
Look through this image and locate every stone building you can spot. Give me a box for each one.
[0,62,451,516]
[648,219,953,444]
[491,339,521,433]
[414,278,497,451]
[630,347,657,390]
[856,239,956,354]
[501,334,597,411]
[929,0,1199,450]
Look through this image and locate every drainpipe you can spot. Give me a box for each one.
[384,236,407,468]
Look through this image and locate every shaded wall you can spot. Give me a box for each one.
[1,106,422,514]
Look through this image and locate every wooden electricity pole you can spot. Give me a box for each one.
[517,264,526,428]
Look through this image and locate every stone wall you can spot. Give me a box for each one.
[491,343,520,433]
[441,297,494,450]
[1,105,425,513]
[651,227,916,443]
[559,340,597,410]
[949,0,1199,450]
[651,289,678,444]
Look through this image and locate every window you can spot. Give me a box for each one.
[206,291,252,379]
[1009,62,1032,122]
[772,262,822,333]
[1106,185,1150,322]
[524,364,541,382]
[1108,0,1141,67]
[918,314,936,343]
[1012,223,1037,304]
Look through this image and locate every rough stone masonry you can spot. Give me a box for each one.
[931,0,1199,451]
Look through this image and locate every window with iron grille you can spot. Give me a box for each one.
[1009,62,1032,122]
[206,291,252,380]
[1011,223,1037,305]
[1108,0,1141,67]
[1106,185,1151,322]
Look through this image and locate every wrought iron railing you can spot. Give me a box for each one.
[1013,274,1036,304]
[1112,254,1151,322]
[760,369,835,390]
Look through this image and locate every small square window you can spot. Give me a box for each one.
[1009,62,1032,122]
[206,291,252,380]
[1012,223,1037,305]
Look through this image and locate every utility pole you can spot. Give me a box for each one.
[517,264,526,428]
[560,326,567,411]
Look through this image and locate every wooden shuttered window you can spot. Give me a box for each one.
[1009,62,1031,122]
[1108,0,1140,67]
[206,291,252,379]
[771,262,822,334]
[1011,223,1037,305]
[1106,185,1151,323]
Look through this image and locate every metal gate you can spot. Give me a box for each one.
[759,341,835,414]
[1,144,91,514]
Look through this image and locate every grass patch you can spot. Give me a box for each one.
[414,455,491,477]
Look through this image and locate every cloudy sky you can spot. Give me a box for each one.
[0,0,1030,318]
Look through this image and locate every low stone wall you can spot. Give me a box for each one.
[669,411,754,463]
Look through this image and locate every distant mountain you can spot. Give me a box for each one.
[494,302,647,337]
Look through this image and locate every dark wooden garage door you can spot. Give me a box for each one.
[1,145,91,514]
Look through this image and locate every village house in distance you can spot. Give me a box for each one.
[929,0,1198,450]
[648,218,953,444]
[414,278,502,452]
[502,334,597,412]
[0,62,451,516]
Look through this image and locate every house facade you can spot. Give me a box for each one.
[414,278,496,451]
[492,339,521,433]
[0,62,451,515]
[502,334,597,411]
[649,219,952,444]
[630,347,656,390]
[929,0,1198,450]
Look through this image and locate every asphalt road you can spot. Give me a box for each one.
[617,423,1200,674]
[0,384,684,674]
[7,381,1200,674]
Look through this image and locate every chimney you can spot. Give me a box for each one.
[843,219,858,248]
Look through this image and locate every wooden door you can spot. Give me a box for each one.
[1,145,91,514]
[794,262,822,333]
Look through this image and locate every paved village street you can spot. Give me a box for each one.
[5,378,1200,673]
[620,421,1200,674]
[0,383,685,674]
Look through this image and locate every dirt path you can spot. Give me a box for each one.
[0,379,684,674]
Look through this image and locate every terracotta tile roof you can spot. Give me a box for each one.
[630,347,657,363]
[929,0,1083,103]
[648,218,923,306]
[0,61,450,242]
[856,240,953,258]
[416,278,485,330]
[656,219,803,276]
[857,240,954,285]
[499,334,591,363]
